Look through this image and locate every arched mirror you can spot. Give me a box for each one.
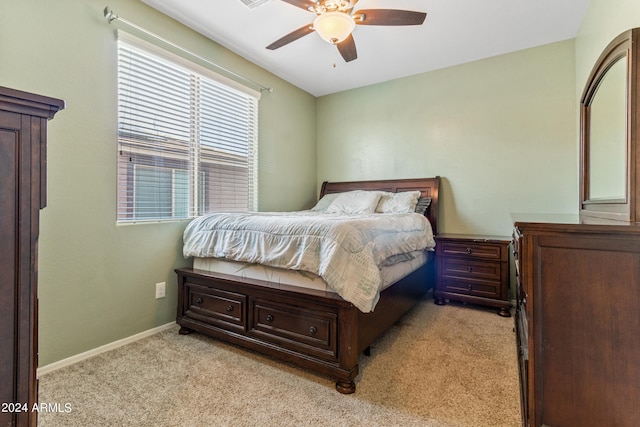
[580,28,640,222]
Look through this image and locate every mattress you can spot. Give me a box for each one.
[192,250,431,294]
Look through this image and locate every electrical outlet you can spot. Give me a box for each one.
[155,282,166,299]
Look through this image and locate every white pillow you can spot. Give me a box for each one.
[376,190,421,213]
[326,190,382,214]
[310,192,341,211]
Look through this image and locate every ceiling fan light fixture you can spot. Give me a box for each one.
[313,12,355,45]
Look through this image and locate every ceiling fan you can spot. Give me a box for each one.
[266,0,427,62]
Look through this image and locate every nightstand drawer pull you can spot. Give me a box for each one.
[226,305,234,312]
[467,284,473,291]
[466,247,473,254]
[266,314,274,323]
[309,326,318,336]
[196,297,203,305]
[467,266,473,272]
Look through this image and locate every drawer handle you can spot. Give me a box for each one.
[467,266,473,273]
[226,305,234,313]
[266,314,274,323]
[195,297,203,305]
[466,247,473,254]
[308,326,318,336]
[467,284,472,291]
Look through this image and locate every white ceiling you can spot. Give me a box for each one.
[140,0,589,97]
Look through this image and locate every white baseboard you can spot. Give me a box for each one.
[37,322,176,376]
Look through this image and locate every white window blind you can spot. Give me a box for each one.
[117,34,258,223]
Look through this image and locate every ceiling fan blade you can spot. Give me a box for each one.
[337,34,357,62]
[354,9,427,26]
[279,0,315,11]
[266,25,315,50]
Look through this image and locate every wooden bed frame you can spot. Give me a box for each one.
[175,177,440,393]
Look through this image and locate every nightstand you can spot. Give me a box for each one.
[434,233,511,317]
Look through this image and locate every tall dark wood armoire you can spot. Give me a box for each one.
[0,87,64,426]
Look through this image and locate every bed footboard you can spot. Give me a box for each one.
[176,268,361,393]
[175,262,433,393]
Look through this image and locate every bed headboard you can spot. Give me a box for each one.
[319,176,441,235]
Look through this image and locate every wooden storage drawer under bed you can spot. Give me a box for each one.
[184,282,246,332]
[249,297,339,362]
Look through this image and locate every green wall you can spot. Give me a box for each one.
[317,40,578,236]
[0,0,317,365]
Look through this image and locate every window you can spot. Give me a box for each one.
[116,33,258,222]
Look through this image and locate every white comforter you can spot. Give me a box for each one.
[183,211,435,312]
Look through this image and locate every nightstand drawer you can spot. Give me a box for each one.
[440,258,502,281]
[438,241,505,260]
[440,278,500,299]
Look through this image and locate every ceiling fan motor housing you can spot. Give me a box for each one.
[313,0,356,14]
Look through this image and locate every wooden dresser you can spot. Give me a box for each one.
[513,214,640,427]
[434,234,511,316]
[0,87,64,426]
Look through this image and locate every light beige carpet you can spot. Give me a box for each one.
[38,298,521,427]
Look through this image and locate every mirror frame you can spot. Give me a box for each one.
[580,28,640,222]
